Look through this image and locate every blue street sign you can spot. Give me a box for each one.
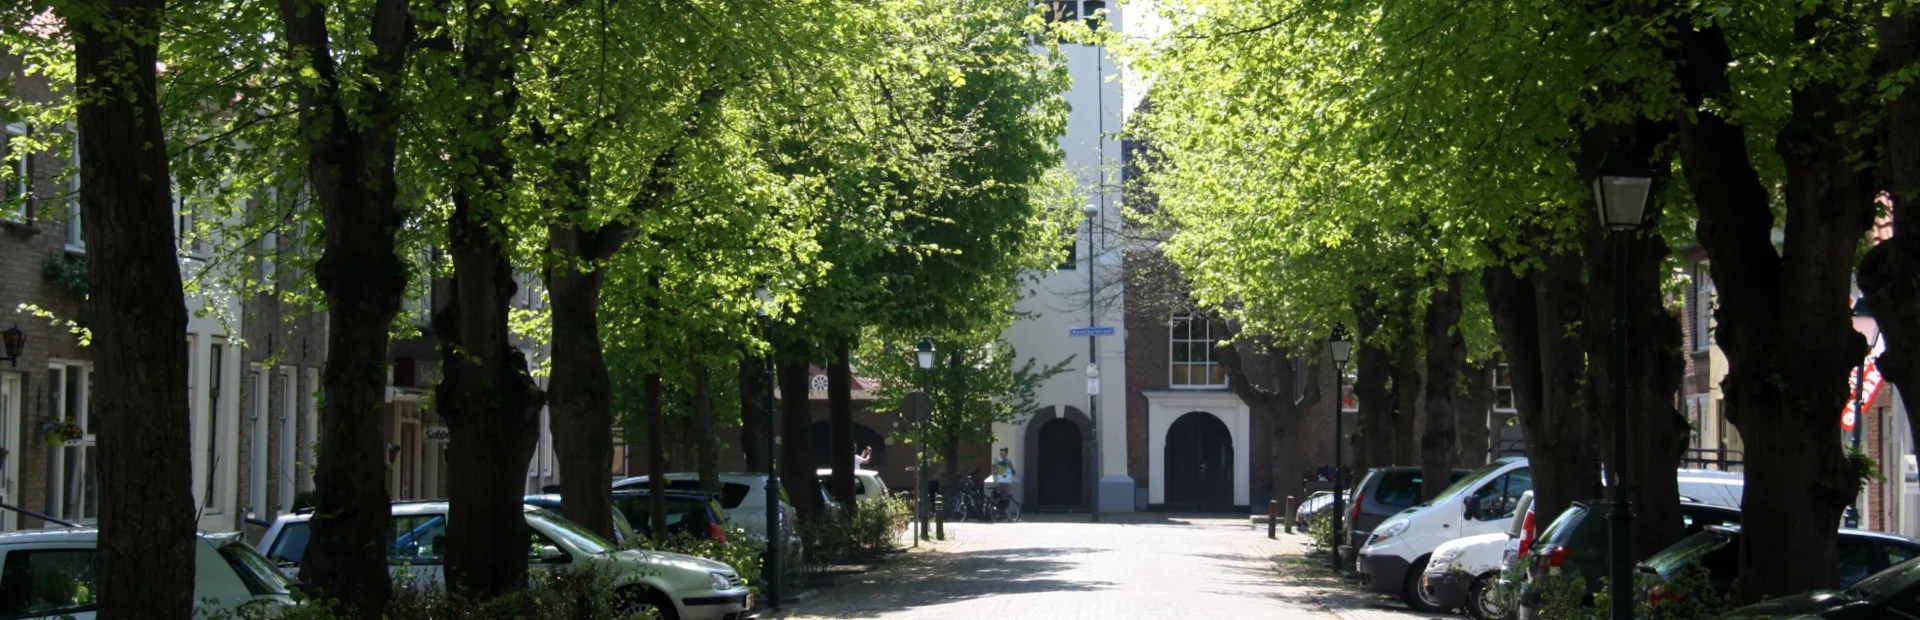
[1070,326,1116,337]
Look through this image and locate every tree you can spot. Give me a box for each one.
[274,0,417,612]
[49,0,197,615]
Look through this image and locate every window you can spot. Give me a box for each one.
[278,369,297,512]
[1059,235,1077,271]
[205,342,225,511]
[46,362,95,524]
[4,123,29,222]
[1693,264,1714,352]
[389,515,449,565]
[1470,469,1533,521]
[1042,0,1078,24]
[1170,315,1226,388]
[174,185,207,258]
[63,129,80,250]
[249,366,268,517]
[1493,364,1516,411]
[0,548,96,618]
[1082,0,1106,30]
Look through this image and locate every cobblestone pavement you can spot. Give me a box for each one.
[777,514,1465,620]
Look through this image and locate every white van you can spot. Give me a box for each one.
[1357,457,1534,608]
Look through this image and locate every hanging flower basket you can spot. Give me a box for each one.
[43,418,81,447]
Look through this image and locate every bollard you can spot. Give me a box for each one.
[936,497,946,541]
[1269,500,1279,539]
[1284,496,1296,534]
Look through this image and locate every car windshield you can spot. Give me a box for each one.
[1848,556,1920,599]
[614,496,716,529]
[1424,462,1509,507]
[1645,531,1733,575]
[218,541,295,596]
[266,521,311,566]
[528,509,614,555]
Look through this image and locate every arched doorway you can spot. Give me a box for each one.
[1036,418,1084,507]
[810,422,887,470]
[1165,412,1234,511]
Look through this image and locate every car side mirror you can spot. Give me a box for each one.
[534,545,566,563]
[1464,499,1478,520]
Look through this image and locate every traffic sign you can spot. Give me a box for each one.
[1070,326,1116,337]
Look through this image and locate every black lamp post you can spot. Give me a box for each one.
[1328,323,1352,571]
[915,336,935,546]
[1594,139,1654,620]
[1,326,22,367]
[756,287,783,611]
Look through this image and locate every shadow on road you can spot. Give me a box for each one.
[788,546,1114,618]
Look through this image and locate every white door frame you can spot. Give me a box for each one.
[0,372,21,531]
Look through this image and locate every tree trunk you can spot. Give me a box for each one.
[1392,338,1422,467]
[1216,333,1306,509]
[546,250,615,539]
[1864,10,1920,487]
[1457,362,1495,468]
[739,352,766,472]
[779,357,820,521]
[438,194,546,601]
[1420,274,1465,500]
[828,340,857,512]
[693,357,720,493]
[273,0,414,613]
[66,3,196,615]
[1352,296,1397,473]
[1482,249,1602,524]
[1670,14,1873,599]
[646,371,669,536]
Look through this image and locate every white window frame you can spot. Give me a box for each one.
[248,364,268,519]
[46,360,95,525]
[277,368,297,512]
[201,338,230,515]
[1169,315,1228,389]
[174,182,208,259]
[5,122,29,222]
[63,128,81,251]
[1493,363,1517,412]
[303,367,319,493]
[1693,263,1714,353]
[0,372,22,532]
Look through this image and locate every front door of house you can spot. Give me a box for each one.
[1165,411,1234,512]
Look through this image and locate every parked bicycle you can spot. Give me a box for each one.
[944,473,1021,523]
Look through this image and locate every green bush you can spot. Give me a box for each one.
[1306,513,1334,549]
[799,496,913,570]
[1519,561,1732,620]
[637,526,769,596]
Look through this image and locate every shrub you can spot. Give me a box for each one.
[1306,513,1334,549]
[204,567,647,620]
[1519,561,1733,620]
[799,496,913,570]
[637,526,770,596]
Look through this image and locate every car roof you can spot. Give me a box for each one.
[1494,456,1529,465]
[610,489,722,499]
[1367,466,1472,474]
[616,473,766,484]
[814,468,883,476]
[1675,469,1745,481]
[1698,525,1920,544]
[287,500,543,520]
[0,529,236,545]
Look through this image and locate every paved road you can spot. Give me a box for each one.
[781,514,1461,620]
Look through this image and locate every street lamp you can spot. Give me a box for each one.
[915,336,935,546]
[1328,323,1352,571]
[1084,202,1102,523]
[1,326,22,367]
[1594,138,1653,620]
[756,286,783,611]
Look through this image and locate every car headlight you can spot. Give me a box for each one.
[709,572,733,591]
[1431,544,1465,564]
[1370,520,1410,545]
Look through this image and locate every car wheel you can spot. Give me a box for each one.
[1402,556,1445,613]
[617,587,679,620]
[1467,573,1510,620]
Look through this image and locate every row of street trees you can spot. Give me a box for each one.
[1,0,1076,615]
[1131,0,1909,602]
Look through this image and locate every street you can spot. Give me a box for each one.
[783,514,1463,620]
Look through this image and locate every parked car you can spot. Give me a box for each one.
[1295,490,1349,532]
[1358,457,1535,610]
[1709,556,1920,619]
[615,473,798,548]
[0,529,296,619]
[1637,525,1920,615]
[522,494,642,548]
[609,490,732,543]
[1421,490,1534,620]
[815,468,891,504]
[1515,500,1744,619]
[1341,466,1474,560]
[259,501,752,620]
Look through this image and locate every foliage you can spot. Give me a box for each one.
[1850,448,1888,486]
[797,496,913,570]
[1515,562,1733,620]
[41,253,86,305]
[635,528,769,597]
[863,332,1071,468]
[1306,512,1333,549]
[204,569,646,619]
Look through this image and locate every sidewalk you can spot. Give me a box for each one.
[1265,532,1466,620]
